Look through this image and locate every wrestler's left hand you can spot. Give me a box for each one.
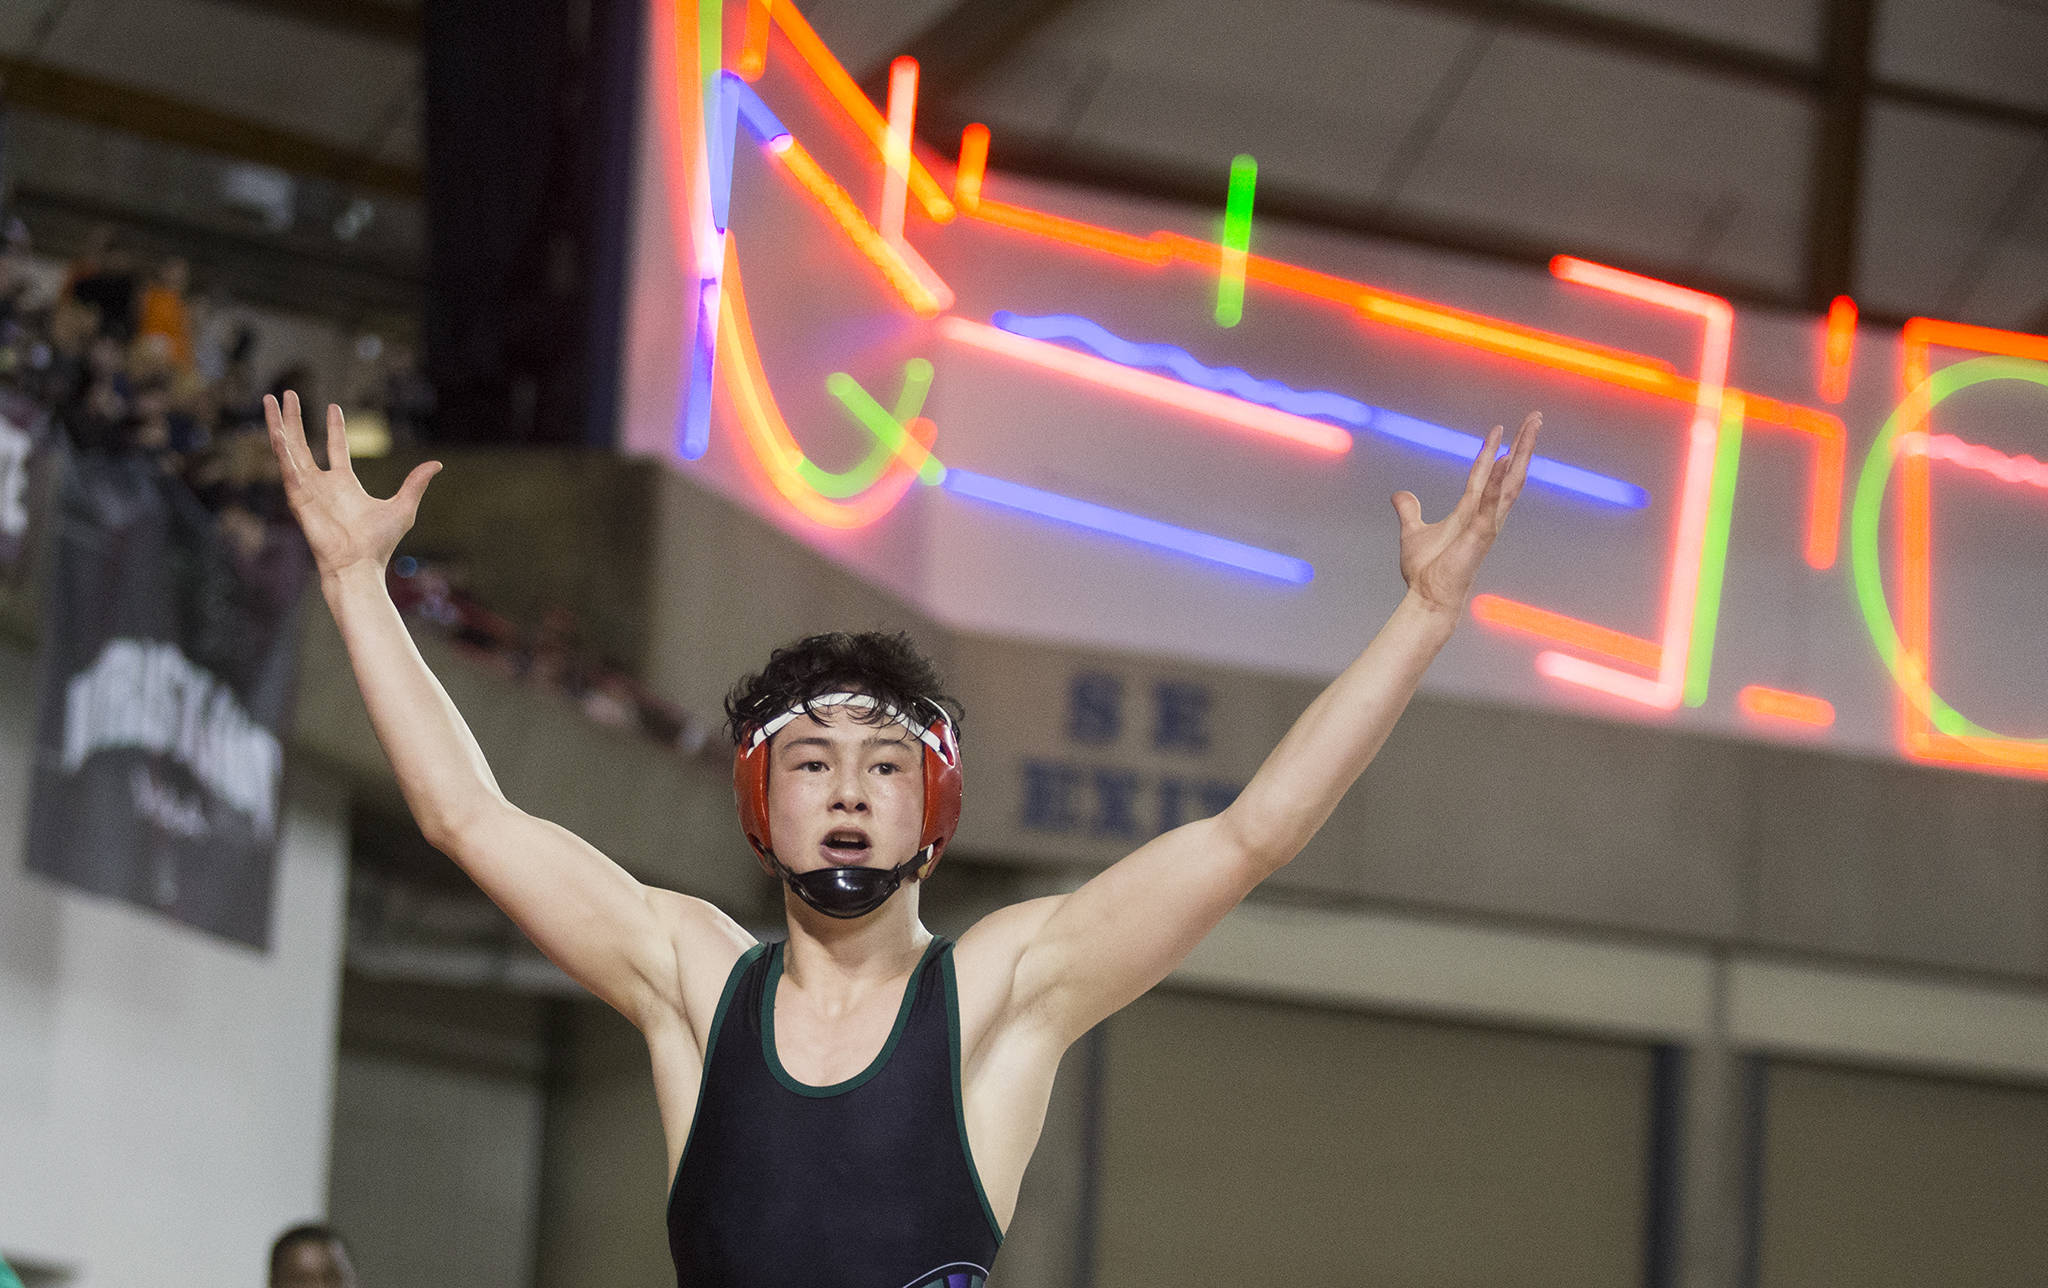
[1390,411,1539,614]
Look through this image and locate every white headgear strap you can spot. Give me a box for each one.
[747,692,945,755]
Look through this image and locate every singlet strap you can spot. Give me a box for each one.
[939,941,1004,1245]
[666,940,767,1209]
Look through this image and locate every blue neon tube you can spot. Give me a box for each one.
[942,469,1315,584]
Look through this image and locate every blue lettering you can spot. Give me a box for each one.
[1152,681,1212,753]
[1090,768,1143,839]
[1020,759,1084,831]
[1067,672,1123,745]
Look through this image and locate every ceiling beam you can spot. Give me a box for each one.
[1349,0,1820,91]
[1362,0,2048,131]
[0,55,420,196]
[1870,77,2048,134]
[9,183,422,327]
[857,0,1084,108]
[204,0,421,44]
[1804,0,1878,308]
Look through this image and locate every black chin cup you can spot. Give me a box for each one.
[777,849,930,919]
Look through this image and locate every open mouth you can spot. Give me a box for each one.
[819,829,872,865]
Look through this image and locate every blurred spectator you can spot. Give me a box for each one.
[380,343,435,449]
[0,217,36,318]
[268,1223,358,1288]
[522,602,588,694]
[64,225,142,344]
[267,364,316,430]
[582,658,639,727]
[137,255,195,370]
[212,320,264,424]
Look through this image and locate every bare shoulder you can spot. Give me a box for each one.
[642,888,758,1049]
[950,895,1067,1053]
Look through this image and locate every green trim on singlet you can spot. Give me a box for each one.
[761,937,940,1098]
[942,944,1006,1246]
[667,941,768,1210]
[0,1254,23,1288]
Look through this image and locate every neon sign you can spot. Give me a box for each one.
[659,0,2048,780]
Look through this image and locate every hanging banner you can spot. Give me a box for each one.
[25,453,310,948]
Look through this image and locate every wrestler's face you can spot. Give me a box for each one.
[766,707,925,874]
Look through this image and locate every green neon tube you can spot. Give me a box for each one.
[1215,154,1257,328]
[1684,394,1745,707]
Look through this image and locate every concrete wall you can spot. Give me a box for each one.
[531,999,672,1288]
[0,642,350,1288]
[1098,990,1651,1288]
[1756,1060,2048,1288]
[327,978,552,1288]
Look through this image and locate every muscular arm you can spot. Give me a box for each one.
[272,393,748,1029]
[989,415,1539,1046]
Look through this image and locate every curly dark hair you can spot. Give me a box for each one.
[723,631,962,747]
[269,1223,352,1286]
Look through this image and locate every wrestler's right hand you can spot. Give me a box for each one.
[264,390,441,580]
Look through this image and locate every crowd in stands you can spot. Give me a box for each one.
[0,214,314,574]
[0,209,717,757]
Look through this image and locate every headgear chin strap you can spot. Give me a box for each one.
[779,846,934,919]
[734,692,963,919]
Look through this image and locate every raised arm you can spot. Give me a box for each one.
[266,393,749,1029]
[994,414,1540,1045]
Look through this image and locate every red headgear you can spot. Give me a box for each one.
[733,692,963,881]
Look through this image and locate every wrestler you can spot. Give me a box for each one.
[266,391,1536,1287]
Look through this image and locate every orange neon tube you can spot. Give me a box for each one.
[955,123,990,212]
[737,0,773,80]
[1895,317,2048,775]
[1896,324,1946,767]
[969,198,1173,264]
[880,57,918,246]
[1523,258,1733,711]
[1820,295,1856,403]
[768,0,955,223]
[1903,318,2048,387]
[1470,595,1661,670]
[719,242,934,528]
[1740,397,1843,569]
[1738,686,1836,728]
[1534,651,1676,709]
[938,317,1352,454]
[1359,295,1691,392]
[1552,256,1727,320]
[771,138,953,315]
[1897,367,1936,767]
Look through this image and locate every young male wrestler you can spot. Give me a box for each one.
[265,391,1537,1287]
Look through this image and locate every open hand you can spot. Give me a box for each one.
[264,390,441,579]
[1391,411,1539,613]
